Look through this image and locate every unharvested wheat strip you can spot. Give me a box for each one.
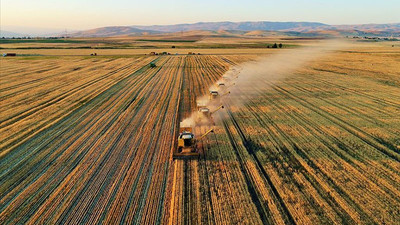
[284,78,400,140]
[308,71,400,107]
[227,101,342,224]
[250,114,367,223]
[262,85,400,206]
[255,85,400,191]
[168,161,179,225]
[206,129,256,224]
[269,82,400,161]
[192,160,202,224]
[256,85,400,206]
[242,101,368,224]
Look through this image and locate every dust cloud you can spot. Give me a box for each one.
[223,39,350,106]
[181,39,350,130]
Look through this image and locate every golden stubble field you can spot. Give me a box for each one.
[1,39,400,224]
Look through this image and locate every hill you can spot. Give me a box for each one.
[133,21,328,32]
[0,30,24,38]
[69,26,160,37]
[44,22,400,38]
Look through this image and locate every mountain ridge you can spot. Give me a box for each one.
[3,21,400,37]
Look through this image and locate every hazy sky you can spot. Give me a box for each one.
[1,0,399,31]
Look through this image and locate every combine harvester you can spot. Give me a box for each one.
[173,70,237,159]
[209,91,219,100]
[209,90,230,100]
[216,82,225,87]
[173,123,214,159]
[196,104,224,121]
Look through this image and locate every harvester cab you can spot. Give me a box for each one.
[199,107,211,117]
[196,105,224,124]
[197,102,206,110]
[209,91,219,100]
[177,126,195,153]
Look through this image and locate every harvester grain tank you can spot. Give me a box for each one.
[198,107,210,117]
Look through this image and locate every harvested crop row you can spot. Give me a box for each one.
[0,57,155,156]
[0,55,245,224]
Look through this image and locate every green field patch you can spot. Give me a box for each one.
[0,39,86,44]
[136,39,197,43]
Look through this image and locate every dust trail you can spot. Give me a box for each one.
[223,39,350,107]
[182,39,350,131]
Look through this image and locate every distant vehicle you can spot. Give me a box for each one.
[3,53,16,57]
[150,62,156,68]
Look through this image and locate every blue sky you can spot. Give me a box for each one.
[1,0,399,31]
